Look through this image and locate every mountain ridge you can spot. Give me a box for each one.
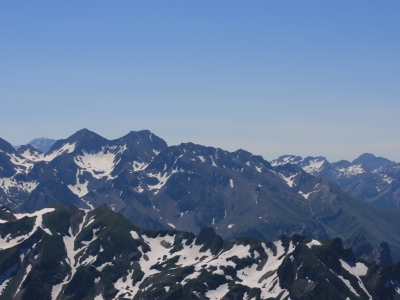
[271,153,400,209]
[0,204,399,300]
[1,129,400,262]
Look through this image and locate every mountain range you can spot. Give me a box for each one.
[0,204,399,300]
[0,129,399,263]
[271,154,400,209]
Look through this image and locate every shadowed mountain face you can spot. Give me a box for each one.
[1,129,400,262]
[271,153,400,209]
[0,204,399,300]
[344,234,393,267]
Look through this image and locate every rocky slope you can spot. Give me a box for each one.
[0,204,399,300]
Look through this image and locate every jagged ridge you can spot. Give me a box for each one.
[0,205,399,300]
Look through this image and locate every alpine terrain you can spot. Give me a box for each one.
[0,204,399,300]
[271,154,400,209]
[13,138,56,153]
[0,129,399,262]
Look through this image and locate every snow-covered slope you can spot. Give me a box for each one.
[0,129,168,211]
[1,204,397,300]
[271,155,331,176]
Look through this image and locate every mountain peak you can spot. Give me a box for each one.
[17,144,43,154]
[70,128,102,140]
[47,129,107,154]
[135,130,168,149]
[0,137,16,154]
[28,137,56,153]
[270,155,303,166]
[352,153,394,170]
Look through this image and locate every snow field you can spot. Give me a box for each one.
[6,153,34,174]
[146,169,179,191]
[113,231,296,299]
[0,208,55,250]
[0,178,38,195]
[306,240,322,248]
[339,259,372,298]
[278,173,298,187]
[301,159,325,174]
[74,148,119,180]
[337,164,365,177]
[67,170,89,197]
[44,142,77,162]
[52,211,101,300]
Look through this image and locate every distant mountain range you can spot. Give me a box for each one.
[271,154,400,209]
[0,129,399,263]
[13,137,56,153]
[0,204,399,300]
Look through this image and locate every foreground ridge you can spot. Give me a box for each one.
[0,205,399,300]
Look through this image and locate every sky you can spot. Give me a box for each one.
[1,1,399,162]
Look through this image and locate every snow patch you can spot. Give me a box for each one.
[146,170,179,191]
[0,263,19,294]
[306,240,321,248]
[382,175,393,185]
[131,231,140,240]
[43,142,77,162]
[337,164,365,177]
[0,208,55,250]
[210,156,217,167]
[6,153,34,174]
[19,149,44,162]
[302,159,324,173]
[167,222,176,228]
[340,260,371,298]
[67,170,89,197]
[298,191,312,199]
[278,173,298,187]
[206,283,229,299]
[74,148,119,180]
[0,178,38,195]
[132,161,148,172]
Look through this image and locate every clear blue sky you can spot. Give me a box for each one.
[1,1,399,162]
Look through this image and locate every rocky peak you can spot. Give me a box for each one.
[0,137,17,154]
[369,242,393,267]
[352,153,395,171]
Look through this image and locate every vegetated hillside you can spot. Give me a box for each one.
[271,154,400,209]
[1,129,400,261]
[0,204,399,300]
